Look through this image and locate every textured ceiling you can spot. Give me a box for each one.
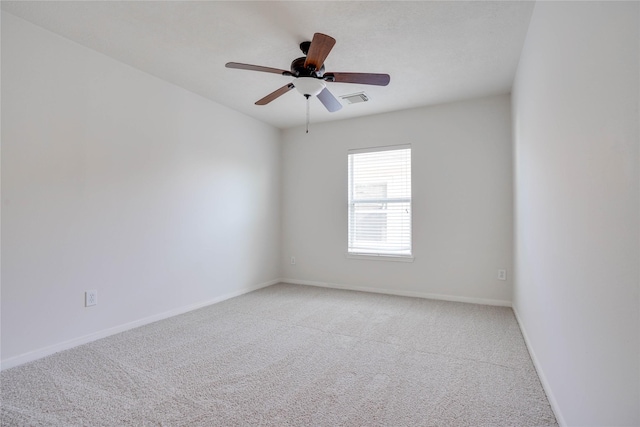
[1,1,535,129]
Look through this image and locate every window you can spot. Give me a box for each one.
[348,145,412,258]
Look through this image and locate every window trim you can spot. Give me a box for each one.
[347,144,412,260]
[345,253,415,262]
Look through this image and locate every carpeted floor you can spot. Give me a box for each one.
[1,283,557,426]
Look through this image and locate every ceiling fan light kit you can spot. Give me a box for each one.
[226,32,390,132]
[295,77,326,97]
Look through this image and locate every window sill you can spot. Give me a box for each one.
[345,253,414,263]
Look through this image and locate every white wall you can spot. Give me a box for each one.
[1,13,281,367]
[512,2,639,426]
[281,95,513,305]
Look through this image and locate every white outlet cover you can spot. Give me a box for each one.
[85,290,97,307]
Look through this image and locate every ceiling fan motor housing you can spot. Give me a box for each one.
[291,57,325,77]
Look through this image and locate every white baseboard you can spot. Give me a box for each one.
[512,306,566,427]
[281,278,512,307]
[1,279,279,371]
[2,278,511,370]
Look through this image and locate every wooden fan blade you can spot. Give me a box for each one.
[317,88,342,112]
[325,72,390,86]
[226,62,291,76]
[255,83,295,105]
[304,33,336,71]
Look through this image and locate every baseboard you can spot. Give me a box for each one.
[1,278,279,371]
[281,278,512,307]
[512,306,566,427]
[2,278,510,370]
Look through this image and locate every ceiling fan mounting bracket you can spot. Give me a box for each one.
[299,41,311,55]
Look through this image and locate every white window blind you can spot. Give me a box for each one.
[348,145,412,257]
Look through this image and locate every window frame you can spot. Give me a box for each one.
[346,144,413,262]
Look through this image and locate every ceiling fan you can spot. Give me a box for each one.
[225,33,390,115]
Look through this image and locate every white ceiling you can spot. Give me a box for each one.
[1,1,535,129]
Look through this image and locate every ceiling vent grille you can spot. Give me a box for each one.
[340,92,369,104]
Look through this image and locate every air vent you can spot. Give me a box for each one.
[340,92,369,104]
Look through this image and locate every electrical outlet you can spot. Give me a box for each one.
[85,290,97,307]
[498,269,507,281]
[290,256,296,265]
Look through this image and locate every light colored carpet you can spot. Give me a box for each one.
[1,283,557,426]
